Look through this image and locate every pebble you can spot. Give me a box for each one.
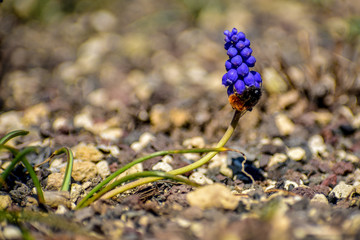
[189,172,213,185]
[0,111,24,133]
[161,155,173,164]
[3,225,22,240]
[100,128,123,142]
[49,158,66,173]
[183,136,206,148]
[329,181,354,199]
[308,135,327,157]
[46,172,65,190]
[0,194,12,209]
[150,104,171,132]
[130,132,155,152]
[169,108,190,127]
[152,161,173,172]
[275,113,295,136]
[310,194,329,206]
[64,161,97,182]
[52,117,70,131]
[284,180,299,191]
[44,191,70,208]
[70,183,83,204]
[187,183,240,210]
[73,112,94,130]
[73,143,104,162]
[262,67,288,94]
[268,153,288,168]
[287,147,306,161]
[21,103,49,126]
[96,160,111,179]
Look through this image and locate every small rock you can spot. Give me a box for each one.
[161,155,173,164]
[3,225,22,240]
[0,111,24,133]
[169,108,190,127]
[284,180,299,191]
[332,162,354,175]
[262,67,288,94]
[0,195,12,209]
[70,183,83,203]
[52,117,70,132]
[183,136,206,148]
[130,132,155,152]
[308,135,327,156]
[100,128,123,142]
[73,112,94,130]
[321,174,337,188]
[64,161,97,182]
[152,161,173,172]
[90,10,117,32]
[44,191,70,208]
[329,181,354,199]
[189,172,213,185]
[49,158,66,173]
[150,104,171,132]
[73,143,104,162]
[310,194,329,205]
[275,113,295,136]
[287,147,306,161]
[187,183,240,210]
[22,103,49,126]
[46,172,65,190]
[96,160,111,179]
[268,153,288,168]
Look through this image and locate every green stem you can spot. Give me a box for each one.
[100,110,243,200]
[76,147,230,209]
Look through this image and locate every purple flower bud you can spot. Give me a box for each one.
[251,71,262,83]
[235,40,247,50]
[231,34,239,43]
[236,63,249,77]
[225,60,232,70]
[244,38,250,47]
[227,85,234,96]
[243,72,255,86]
[223,30,230,36]
[224,36,231,43]
[227,47,238,57]
[224,42,231,50]
[240,47,253,58]
[234,80,245,94]
[222,73,231,86]
[237,32,246,41]
[230,55,243,66]
[245,56,256,67]
[232,28,238,35]
[227,69,238,82]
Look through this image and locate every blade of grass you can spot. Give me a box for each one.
[0,130,29,145]
[100,110,243,201]
[82,171,199,207]
[46,147,74,192]
[76,147,232,209]
[0,147,45,204]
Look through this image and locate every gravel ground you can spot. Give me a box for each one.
[1,0,360,239]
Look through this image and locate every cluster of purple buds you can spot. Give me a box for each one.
[222,28,262,95]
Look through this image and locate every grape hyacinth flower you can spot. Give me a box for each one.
[222,28,262,112]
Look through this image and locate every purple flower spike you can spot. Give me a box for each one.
[230,55,242,66]
[240,47,253,58]
[236,63,249,77]
[227,47,238,57]
[245,56,256,67]
[222,28,262,111]
[234,80,245,94]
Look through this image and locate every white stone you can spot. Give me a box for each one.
[275,113,295,136]
[96,160,111,179]
[308,135,327,156]
[3,225,22,240]
[311,194,329,205]
[330,181,355,199]
[100,128,123,141]
[152,161,173,172]
[189,172,213,185]
[268,153,288,168]
[161,155,173,164]
[183,136,205,148]
[287,147,306,161]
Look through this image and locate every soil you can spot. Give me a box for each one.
[0,0,360,239]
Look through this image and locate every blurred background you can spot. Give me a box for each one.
[0,0,359,145]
